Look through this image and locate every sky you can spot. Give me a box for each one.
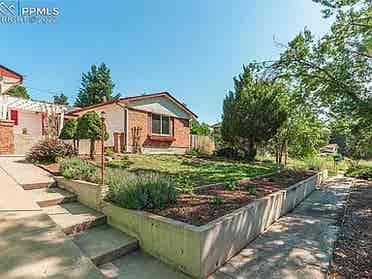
[0,0,333,124]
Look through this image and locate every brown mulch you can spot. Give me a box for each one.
[153,170,316,226]
[38,163,61,176]
[329,179,372,279]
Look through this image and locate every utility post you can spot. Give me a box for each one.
[99,111,106,209]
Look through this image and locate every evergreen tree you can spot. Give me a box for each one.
[221,64,288,161]
[75,63,118,107]
[53,93,69,105]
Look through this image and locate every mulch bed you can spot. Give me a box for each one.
[38,163,61,176]
[329,179,372,279]
[153,170,316,226]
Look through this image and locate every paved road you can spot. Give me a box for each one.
[210,176,352,279]
[0,157,106,279]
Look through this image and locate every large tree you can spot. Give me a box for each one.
[6,85,30,99]
[221,64,288,161]
[75,63,118,107]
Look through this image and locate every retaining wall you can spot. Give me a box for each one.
[103,170,327,278]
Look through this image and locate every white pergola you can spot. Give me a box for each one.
[0,95,68,133]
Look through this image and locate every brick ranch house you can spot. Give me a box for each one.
[0,65,67,154]
[67,92,198,154]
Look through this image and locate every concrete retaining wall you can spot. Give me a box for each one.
[55,176,102,211]
[103,170,327,278]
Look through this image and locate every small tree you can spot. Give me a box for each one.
[76,111,108,159]
[59,119,78,152]
[7,85,30,99]
[221,64,288,161]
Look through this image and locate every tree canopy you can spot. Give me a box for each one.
[221,64,288,161]
[59,119,78,140]
[190,120,211,136]
[76,111,108,159]
[75,63,119,107]
[53,93,69,106]
[6,85,30,99]
[259,0,371,161]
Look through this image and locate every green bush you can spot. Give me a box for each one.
[59,157,99,183]
[345,165,372,180]
[106,172,178,210]
[26,139,75,164]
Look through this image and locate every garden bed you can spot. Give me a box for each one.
[103,170,327,278]
[152,170,316,226]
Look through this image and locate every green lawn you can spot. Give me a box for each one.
[108,154,279,188]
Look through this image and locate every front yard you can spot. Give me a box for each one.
[109,154,279,188]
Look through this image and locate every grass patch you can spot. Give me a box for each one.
[110,154,279,189]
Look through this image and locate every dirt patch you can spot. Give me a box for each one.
[329,179,372,279]
[153,170,316,226]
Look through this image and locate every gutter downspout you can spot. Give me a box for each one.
[115,101,128,152]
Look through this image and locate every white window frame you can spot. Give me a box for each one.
[152,114,171,136]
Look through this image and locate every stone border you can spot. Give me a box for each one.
[102,170,328,278]
[54,176,102,211]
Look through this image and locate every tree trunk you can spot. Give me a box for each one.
[90,139,95,160]
[244,139,257,161]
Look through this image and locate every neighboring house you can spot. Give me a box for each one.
[210,122,221,134]
[0,65,68,154]
[0,65,23,95]
[67,92,198,154]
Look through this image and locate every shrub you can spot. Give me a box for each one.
[106,172,178,210]
[26,139,75,164]
[59,157,99,183]
[345,165,372,180]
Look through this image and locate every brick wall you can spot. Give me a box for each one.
[127,108,190,150]
[0,120,14,154]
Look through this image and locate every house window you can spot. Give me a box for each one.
[152,114,170,135]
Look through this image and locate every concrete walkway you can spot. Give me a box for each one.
[0,158,106,279]
[0,156,54,188]
[210,176,352,279]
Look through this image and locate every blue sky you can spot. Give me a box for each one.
[1,0,332,124]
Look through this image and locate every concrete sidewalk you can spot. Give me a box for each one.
[0,158,106,279]
[0,156,54,188]
[210,176,352,279]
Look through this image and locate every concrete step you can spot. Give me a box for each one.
[29,187,77,207]
[43,202,106,235]
[21,181,56,190]
[99,250,191,279]
[72,224,139,266]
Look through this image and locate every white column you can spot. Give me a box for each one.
[59,110,64,135]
